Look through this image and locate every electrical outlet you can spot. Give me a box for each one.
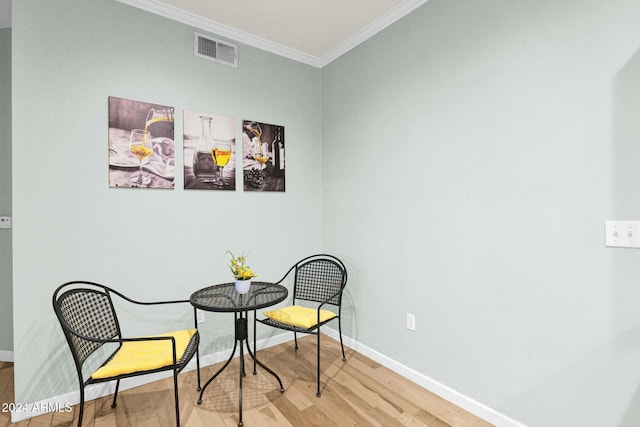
[197,310,205,323]
[406,313,416,331]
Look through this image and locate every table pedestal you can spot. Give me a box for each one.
[197,312,284,427]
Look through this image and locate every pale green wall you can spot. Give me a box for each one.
[322,1,640,426]
[0,28,12,354]
[12,0,640,425]
[12,0,322,403]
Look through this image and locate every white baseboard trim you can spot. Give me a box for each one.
[322,328,526,427]
[0,350,14,362]
[12,330,523,426]
[11,332,291,423]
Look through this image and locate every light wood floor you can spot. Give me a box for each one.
[0,335,493,426]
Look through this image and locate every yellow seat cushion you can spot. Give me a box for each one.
[263,305,337,329]
[92,328,197,379]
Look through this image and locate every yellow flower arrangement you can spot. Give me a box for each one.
[227,251,259,281]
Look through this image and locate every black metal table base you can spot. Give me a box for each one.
[197,312,284,427]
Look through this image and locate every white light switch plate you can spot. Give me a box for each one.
[605,220,640,248]
[0,216,11,229]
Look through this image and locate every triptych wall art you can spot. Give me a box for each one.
[108,96,285,192]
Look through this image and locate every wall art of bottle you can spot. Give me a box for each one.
[242,120,285,192]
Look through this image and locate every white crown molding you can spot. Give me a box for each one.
[5,0,431,64]
[115,0,322,67]
[320,0,430,67]
[115,0,429,68]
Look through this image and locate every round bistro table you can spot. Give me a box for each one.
[190,281,288,427]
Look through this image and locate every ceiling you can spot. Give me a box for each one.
[0,0,428,67]
[128,0,429,67]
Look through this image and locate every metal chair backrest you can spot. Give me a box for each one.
[53,283,121,367]
[292,255,347,306]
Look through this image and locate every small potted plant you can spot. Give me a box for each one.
[227,251,259,294]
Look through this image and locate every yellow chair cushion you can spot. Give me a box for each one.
[263,305,337,329]
[91,328,197,379]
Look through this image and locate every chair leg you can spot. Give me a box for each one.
[316,331,321,397]
[338,317,346,361]
[111,379,120,408]
[173,370,180,427]
[294,331,298,350]
[77,387,85,427]
[196,346,202,392]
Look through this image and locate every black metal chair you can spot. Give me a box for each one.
[52,281,201,427]
[253,254,347,396]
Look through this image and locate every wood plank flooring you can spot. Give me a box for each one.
[0,335,493,426]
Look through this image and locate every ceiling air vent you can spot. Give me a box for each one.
[194,32,238,68]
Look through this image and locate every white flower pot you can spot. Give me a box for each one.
[235,279,251,294]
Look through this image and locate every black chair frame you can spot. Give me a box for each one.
[253,254,347,396]
[52,281,201,427]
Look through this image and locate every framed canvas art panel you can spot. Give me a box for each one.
[108,96,175,189]
[183,110,236,191]
[242,120,285,192]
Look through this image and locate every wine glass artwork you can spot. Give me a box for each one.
[129,129,153,185]
[241,119,286,192]
[253,144,269,170]
[184,111,236,190]
[108,97,177,189]
[245,122,268,170]
[211,141,232,186]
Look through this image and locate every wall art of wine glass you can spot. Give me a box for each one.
[108,96,175,189]
[242,120,285,192]
[183,109,236,191]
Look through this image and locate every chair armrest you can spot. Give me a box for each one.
[317,288,342,311]
[108,290,194,334]
[119,336,179,364]
[66,329,181,363]
[273,264,298,287]
[66,328,178,346]
[312,289,343,325]
[108,288,190,307]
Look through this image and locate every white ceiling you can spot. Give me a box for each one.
[0,0,429,67]
[117,0,429,67]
